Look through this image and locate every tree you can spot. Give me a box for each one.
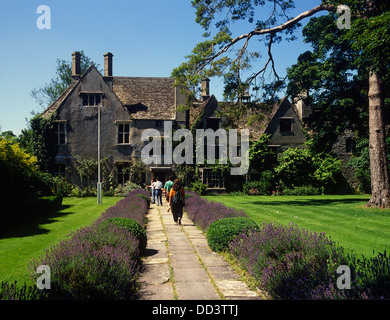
[173,0,390,208]
[31,51,96,109]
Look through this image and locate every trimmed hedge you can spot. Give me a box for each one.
[0,189,150,300]
[207,217,259,252]
[99,218,147,254]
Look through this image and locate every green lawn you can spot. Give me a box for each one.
[204,194,390,258]
[0,197,121,286]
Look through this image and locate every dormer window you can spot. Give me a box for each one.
[280,118,293,134]
[81,92,103,107]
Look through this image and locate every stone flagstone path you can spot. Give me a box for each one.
[137,201,262,300]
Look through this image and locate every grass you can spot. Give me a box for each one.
[0,197,121,286]
[204,194,390,258]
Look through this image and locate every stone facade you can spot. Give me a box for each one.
[42,51,357,191]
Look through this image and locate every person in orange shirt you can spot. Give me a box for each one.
[169,179,186,225]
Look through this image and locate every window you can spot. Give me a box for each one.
[207,118,220,131]
[155,120,163,127]
[201,168,224,189]
[117,163,131,185]
[346,137,356,154]
[55,163,66,176]
[81,93,102,107]
[55,122,66,145]
[118,123,130,144]
[280,118,293,133]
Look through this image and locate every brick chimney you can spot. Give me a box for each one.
[71,51,81,80]
[201,77,210,101]
[104,52,113,77]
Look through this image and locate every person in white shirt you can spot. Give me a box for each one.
[153,177,163,206]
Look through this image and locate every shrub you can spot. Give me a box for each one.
[26,189,149,300]
[114,182,143,197]
[0,281,49,300]
[229,222,345,299]
[207,217,259,252]
[243,170,275,195]
[190,180,208,195]
[99,218,147,254]
[100,189,149,227]
[29,225,140,300]
[184,192,247,232]
[282,185,321,196]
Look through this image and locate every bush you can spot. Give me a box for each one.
[99,218,147,254]
[100,189,150,227]
[207,217,259,252]
[243,170,275,195]
[26,189,149,300]
[282,185,321,196]
[114,182,143,197]
[190,180,208,195]
[29,224,140,300]
[0,281,49,300]
[185,192,247,232]
[229,222,345,299]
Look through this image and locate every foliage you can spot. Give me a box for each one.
[207,217,259,252]
[229,221,344,299]
[274,145,341,193]
[29,223,140,300]
[189,180,208,195]
[113,182,143,197]
[99,218,147,254]
[29,114,58,173]
[26,189,148,300]
[100,189,150,227]
[184,191,247,232]
[0,137,56,207]
[243,170,276,195]
[0,282,49,300]
[282,185,321,196]
[248,134,276,173]
[31,51,97,109]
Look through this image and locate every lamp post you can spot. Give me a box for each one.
[97,100,102,205]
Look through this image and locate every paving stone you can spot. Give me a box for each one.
[138,203,261,301]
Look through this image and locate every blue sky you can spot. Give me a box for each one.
[0,0,324,135]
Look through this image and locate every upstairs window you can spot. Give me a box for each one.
[55,122,66,145]
[207,118,220,131]
[118,123,130,144]
[81,93,102,107]
[280,118,293,133]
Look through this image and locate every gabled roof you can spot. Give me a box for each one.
[41,66,178,120]
[113,77,177,120]
[220,97,299,140]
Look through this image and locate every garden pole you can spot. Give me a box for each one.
[97,103,102,205]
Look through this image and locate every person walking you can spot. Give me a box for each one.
[169,179,185,225]
[163,176,174,204]
[154,177,163,206]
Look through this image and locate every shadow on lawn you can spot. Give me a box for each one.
[0,205,73,239]
[251,197,370,207]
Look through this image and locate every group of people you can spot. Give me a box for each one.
[149,176,185,225]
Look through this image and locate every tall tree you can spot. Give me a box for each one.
[173,0,390,208]
[31,51,96,109]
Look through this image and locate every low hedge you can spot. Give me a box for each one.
[207,217,259,252]
[1,189,150,300]
[99,217,147,254]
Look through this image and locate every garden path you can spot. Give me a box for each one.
[137,201,262,300]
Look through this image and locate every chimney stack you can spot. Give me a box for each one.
[201,77,210,101]
[104,52,113,77]
[72,51,81,80]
